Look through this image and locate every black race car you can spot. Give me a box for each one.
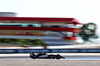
[30,52,65,59]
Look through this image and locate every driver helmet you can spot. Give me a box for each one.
[42,52,46,54]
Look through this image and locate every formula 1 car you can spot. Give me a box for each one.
[30,52,65,59]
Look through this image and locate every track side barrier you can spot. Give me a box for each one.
[0,49,100,53]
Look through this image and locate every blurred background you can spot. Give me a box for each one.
[0,0,99,50]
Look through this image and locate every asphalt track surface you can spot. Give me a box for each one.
[1,53,100,66]
[0,59,100,66]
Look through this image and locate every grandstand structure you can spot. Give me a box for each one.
[0,17,82,46]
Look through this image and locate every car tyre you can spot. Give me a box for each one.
[56,54,61,59]
[32,55,36,59]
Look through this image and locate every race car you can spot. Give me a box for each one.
[30,52,65,59]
